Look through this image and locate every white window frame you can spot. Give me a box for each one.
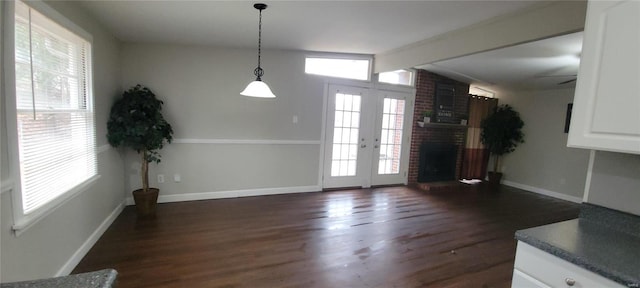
[3,0,98,236]
[304,54,373,82]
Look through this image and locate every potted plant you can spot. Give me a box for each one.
[107,85,174,217]
[480,104,524,185]
[423,110,432,123]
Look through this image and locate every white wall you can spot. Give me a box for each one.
[121,44,326,200]
[586,151,640,215]
[1,1,124,282]
[496,88,590,201]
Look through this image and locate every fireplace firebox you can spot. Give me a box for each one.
[418,142,458,183]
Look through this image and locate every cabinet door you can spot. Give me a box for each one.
[568,0,640,154]
[511,269,551,288]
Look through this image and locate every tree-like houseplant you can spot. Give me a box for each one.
[107,85,173,216]
[480,104,524,185]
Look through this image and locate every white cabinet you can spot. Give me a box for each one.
[568,0,640,154]
[512,269,551,288]
[512,242,625,288]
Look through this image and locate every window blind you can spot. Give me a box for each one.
[14,0,96,214]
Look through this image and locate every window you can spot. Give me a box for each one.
[13,0,96,215]
[330,93,361,177]
[378,98,405,174]
[378,70,414,86]
[305,57,370,81]
[469,86,496,98]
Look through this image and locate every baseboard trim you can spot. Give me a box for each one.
[502,180,582,203]
[125,185,322,206]
[56,201,125,276]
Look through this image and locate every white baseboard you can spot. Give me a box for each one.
[56,201,125,276]
[501,180,582,203]
[125,185,321,206]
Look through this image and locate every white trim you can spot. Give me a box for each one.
[318,81,329,188]
[1,179,15,195]
[97,144,111,154]
[582,150,596,203]
[125,185,321,206]
[502,180,582,203]
[172,139,321,145]
[12,175,102,236]
[56,201,124,276]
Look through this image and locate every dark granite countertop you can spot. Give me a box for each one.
[0,269,117,288]
[515,204,640,287]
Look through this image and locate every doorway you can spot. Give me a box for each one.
[322,84,413,189]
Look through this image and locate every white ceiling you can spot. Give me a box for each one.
[79,0,541,54]
[78,0,582,91]
[417,32,583,90]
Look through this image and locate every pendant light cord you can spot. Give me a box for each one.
[254,6,265,80]
[258,8,262,69]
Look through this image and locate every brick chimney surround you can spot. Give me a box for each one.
[408,70,470,186]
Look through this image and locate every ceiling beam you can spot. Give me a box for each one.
[374,1,587,73]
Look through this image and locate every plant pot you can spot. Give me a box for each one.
[487,172,503,186]
[461,119,468,125]
[133,188,159,217]
[424,117,431,123]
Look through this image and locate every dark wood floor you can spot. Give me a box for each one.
[73,184,579,287]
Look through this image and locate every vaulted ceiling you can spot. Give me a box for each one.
[79,1,540,54]
[78,0,585,90]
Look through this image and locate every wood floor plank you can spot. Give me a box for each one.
[73,185,579,287]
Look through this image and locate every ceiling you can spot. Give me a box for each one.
[417,32,583,91]
[79,0,541,54]
[78,0,582,91]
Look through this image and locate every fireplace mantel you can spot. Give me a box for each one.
[417,122,467,129]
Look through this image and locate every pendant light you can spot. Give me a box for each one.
[240,3,276,98]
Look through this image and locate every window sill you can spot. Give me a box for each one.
[12,174,101,237]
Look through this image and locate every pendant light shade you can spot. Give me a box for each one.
[241,3,276,98]
[240,80,276,98]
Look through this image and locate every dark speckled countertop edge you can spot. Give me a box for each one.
[515,204,640,287]
[515,226,636,287]
[0,269,117,288]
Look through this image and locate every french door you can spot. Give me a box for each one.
[322,84,412,188]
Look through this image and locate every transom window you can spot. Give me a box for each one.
[378,70,414,86]
[305,57,370,81]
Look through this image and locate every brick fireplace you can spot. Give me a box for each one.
[408,70,470,185]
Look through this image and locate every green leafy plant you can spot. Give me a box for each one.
[481,104,525,173]
[107,85,174,192]
[423,110,432,118]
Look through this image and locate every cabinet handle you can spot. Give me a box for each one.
[565,278,576,286]
[360,144,367,148]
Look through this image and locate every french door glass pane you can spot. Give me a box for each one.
[331,93,361,177]
[378,98,405,175]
